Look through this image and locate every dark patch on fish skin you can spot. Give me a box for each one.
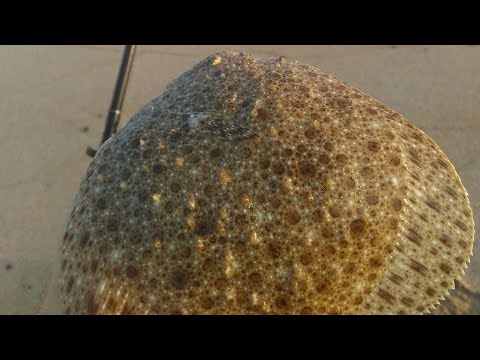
[389,273,403,285]
[439,263,452,275]
[194,216,215,236]
[439,234,452,248]
[401,297,414,307]
[125,265,139,278]
[426,287,436,297]
[445,186,458,199]
[120,302,136,315]
[268,242,281,259]
[458,240,468,249]
[377,288,396,305]
[409,259,428,276]
[405,228,422,246]
[437,159,449,170]
[408,149,421,166]
[173,271,188,290]
[86,291,99,314]
[455,220,468,232]
[425,198,441,212]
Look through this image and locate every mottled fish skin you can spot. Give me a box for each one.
[59,52,474,315]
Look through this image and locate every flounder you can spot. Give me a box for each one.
[59,51,474,314]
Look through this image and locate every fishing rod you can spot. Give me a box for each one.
[86,45,137,158]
